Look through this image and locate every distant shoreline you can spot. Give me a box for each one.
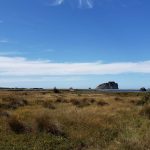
[0,88,149,93]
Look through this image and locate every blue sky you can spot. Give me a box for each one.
[0,0,150,89]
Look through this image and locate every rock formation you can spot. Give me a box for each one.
[96,81,119,90]
[140,87,147,91]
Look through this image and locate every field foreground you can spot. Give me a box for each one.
[0,90,150,150]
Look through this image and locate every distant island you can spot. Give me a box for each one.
[96,81,119,90]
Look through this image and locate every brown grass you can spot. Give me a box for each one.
[70,98,91,107]
[35,113,65,136]
[97,100,109,106]
[114,97,123,101]
[1,96,28,109]
[140,105,150,119]
[56,97,68,103]
[137,93,150,105]
[8,115,31,134]
[43,101,56,109]
[0,90,150,149]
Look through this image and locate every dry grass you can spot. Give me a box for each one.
[42,101,56,109]
[35,113,65,136]
[0,109,10,118]
[8,115,32,134]
[56,97,68,103]
[0,90,150,149]
[137,93,150,105]
[97,100,109,106]
[70,98,91,107]
[140,105,150,119]
[0,95,28,109]
[114,97,123,101]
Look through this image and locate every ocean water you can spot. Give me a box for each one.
[96,89,148,93]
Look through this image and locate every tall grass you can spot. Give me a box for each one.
[0,90,150,149]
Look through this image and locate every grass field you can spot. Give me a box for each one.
[0,90,150,150]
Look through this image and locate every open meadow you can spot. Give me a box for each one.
[0,89,150,150]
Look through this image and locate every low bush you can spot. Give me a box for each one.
[8,116,31,134]
[35,114,65,136]
[71,98,90,108]
[97,100,109,106]
[53,87,60,93]
[89,98,96,103]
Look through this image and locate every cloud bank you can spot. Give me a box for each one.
[0,56,150,76]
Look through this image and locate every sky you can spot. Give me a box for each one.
[0,0,150,89]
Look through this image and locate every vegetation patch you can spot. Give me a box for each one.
[97,100,109,106]
[53,87,60,93]
[1,96,28,109]
[70,98,91,108]
[137,93,150,105]
[43,101,56,109]
[140,105,150,119]
[0,109,10,118]
[0,90,150,149]
[114,97,123,101]
[35,114,65,136]
[8,116,32,134]
[56,97,68,103]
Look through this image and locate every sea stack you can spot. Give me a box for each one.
[96,81,119,90]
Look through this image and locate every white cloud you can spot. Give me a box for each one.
[47,0,64,6]
[78,0,93,8]
[48,0,94,8]
[0,56,150,76]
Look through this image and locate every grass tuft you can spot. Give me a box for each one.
[35,114,65,136]
[114,97,123,101]
[56,97,68,103]
[137,93,150,105]
[1,96,28,109]
[8,116,31,134]
[43,101,56,109]
[71,98,91,108]
[140,105,150,119]
[97,100,109,106]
